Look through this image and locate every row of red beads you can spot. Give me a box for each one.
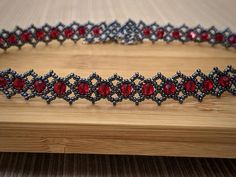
[0,26,101,45]
[144,27,236,44]
[0,75,232,97]
[1,26,236,46]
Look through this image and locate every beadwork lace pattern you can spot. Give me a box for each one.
[0,20,236,49]
[0,66,235,105]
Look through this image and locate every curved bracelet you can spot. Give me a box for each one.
[0,20,236,49]
[0,66,235,105]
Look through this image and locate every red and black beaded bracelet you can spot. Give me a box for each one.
[0,66,235,105]
[0,21,235,104]
[0,20,236,49]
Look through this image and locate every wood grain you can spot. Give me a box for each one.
[0,0,236,157]
[0,41,236,157]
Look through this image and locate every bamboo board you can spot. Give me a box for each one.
[0,41,236,158]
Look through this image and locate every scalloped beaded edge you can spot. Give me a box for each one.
[0,66,235,105]
[0,20,236,50]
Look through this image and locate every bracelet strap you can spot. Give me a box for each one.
[0,20,236,50]
[0,66,235,105]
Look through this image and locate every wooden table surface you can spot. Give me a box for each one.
[0,0,236,158]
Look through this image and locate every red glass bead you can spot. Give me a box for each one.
[64,28,74,38]
[163,83,176,95]
[228,35,236,44]
[187,30,197,40]
[92,27,101,36]
[0,38,4,45]
[172,30,180,39]
[0,77,7,88]
[13,78,25,90]
[98,83,110,96]
[54,82,66,95]
[34,80,46,93]
[50,28,59,39]
[203,79,214,91]
[184,80,196,92]
[120,83,132,97]
[156,28,165,39]
[143,27,151,37]
[36,30,45,40]
[77,82,90,95]
[142,83,155,96]
[200,31,209,41]
[214,33,224,42]
[78,26,86,36]
[20,32,31,42]
[7,34,17,44]
[218,75,230,87]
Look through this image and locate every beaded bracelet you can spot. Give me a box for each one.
[0,66,235,105]
[0,21,235,105]
[0,20,236,49]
